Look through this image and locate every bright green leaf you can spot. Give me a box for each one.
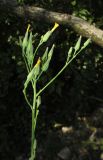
[82,38,91,49]
[66,47,73,62]
[74,36,82,52]
[26,32,34,68]
[22,30,29,53]
[40,30,52,44]
[37,96,41,108]
[41,44,55,72]
[42,47,49,63]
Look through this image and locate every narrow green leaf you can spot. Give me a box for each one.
[41,59,50,72]
[24,67,35,90]
[26,32,33,55]
[40,30,52,44]
[22,31,29,53]
[48,44,55,60]
[41,44,55,72]
[34,64,40,79]
[66,47,73,62]
[26,32,34,68]
[74,36,82,52]
[37,96,41,108]
[42,47,49,63]
[24,61,41,91]
[82,38,91,49]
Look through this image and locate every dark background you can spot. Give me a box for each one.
[0,0,103,159]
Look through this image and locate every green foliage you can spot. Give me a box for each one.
[20,22,90,159]
[21,23,60,159]
[41,44,55,72]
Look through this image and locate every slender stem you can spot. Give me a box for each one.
[31,81,37,159]
[34,42,41,57]
[33,82,37,111]
[23,90,32,109]
[36,71,43,81]
[36,49,83,97]
[31,108,35,158]
[23,54,30,73]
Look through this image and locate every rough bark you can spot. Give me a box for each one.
[1,0,103,47]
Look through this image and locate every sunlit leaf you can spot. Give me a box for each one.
[40,31,52,44]
[22,29,29,53]
[24,67,35,90]
[66,47,73,62]
[74,36,82,52]
[82,38,91,49]
[37,96,41,108]
[41,44,55,72]
[26,32,34,68]
[42,47,49,63]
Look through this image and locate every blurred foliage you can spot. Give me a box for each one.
[1,0,103,159]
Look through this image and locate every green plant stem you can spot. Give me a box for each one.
[23,54,30,73]
[31,81,37,160]
[23,90,32,109]
[36,71,43,81]
[23,53,35,102]
[31,108,35,159]
[34,43,41,57]
[36,48,83,97]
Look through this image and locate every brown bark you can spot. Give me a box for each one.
[1,1,103,47]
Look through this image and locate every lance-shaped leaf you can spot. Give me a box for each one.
[33,57,41,79]
[24,58,41,90]
[36,96,41,108]
[22,24,30,53]
[26,32,33,56]
[39,23,59,45]
[66,47,73,63]
[34,61,41,79]
[40,31,52,44]
[41,44,55,72]
[48,44,55,60]
[22,32,28,53]
[42,47,49,63]
[81,38,91,49]
[24,67,35,91]
[74,36,82,53]
[26,32,34,68]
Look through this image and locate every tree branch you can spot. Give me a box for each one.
[1,1,103,47]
